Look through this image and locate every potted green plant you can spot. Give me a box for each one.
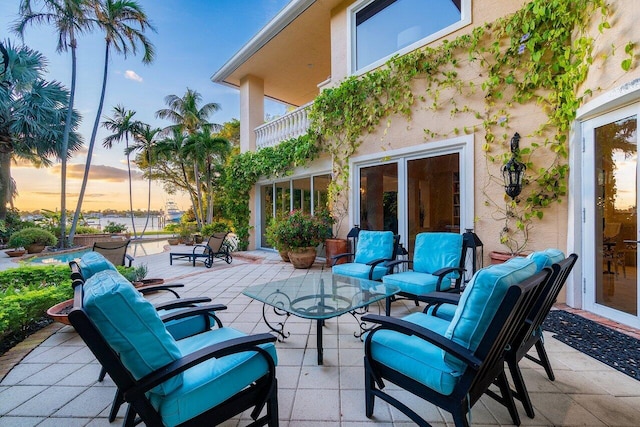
[265,214,291,262]
[315,208,349,267]
[8,227,58,253]
[279,210,332,269]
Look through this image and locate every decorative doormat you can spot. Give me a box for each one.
[542,310,640,381]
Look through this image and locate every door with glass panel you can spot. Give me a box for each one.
[583,104,639,327]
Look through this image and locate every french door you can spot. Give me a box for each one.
[582,104,639,327]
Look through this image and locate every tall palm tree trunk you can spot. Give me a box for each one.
[69,43,110,242]
[125,134,138,238]
[0,135,12,221]
[60,32,77,248]
[193,160,204,227]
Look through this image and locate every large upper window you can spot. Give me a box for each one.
[351,0,469,73]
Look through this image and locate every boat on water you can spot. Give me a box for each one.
[164,201,183,223]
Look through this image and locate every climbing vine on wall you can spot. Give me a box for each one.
[309,0,634,253]
[223,133,320,249]
[225,0,635,251]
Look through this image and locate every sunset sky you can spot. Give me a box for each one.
[1,0,290,213]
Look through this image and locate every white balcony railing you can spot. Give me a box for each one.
[255,102,312,149]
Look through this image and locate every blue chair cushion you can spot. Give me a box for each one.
[444,257,537,370]
[332,262,390,281]
[162,309,211,341]
[79,251,117,279]
[151,326,278,427]
[83,270,182,396]
[368,312,460,396]
[413,233,463,278]
[382,271,450,295]
[527,248,565,272]
[354,231,394,264]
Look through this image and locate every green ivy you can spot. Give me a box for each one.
[222,0,634,252]
[223,133,320,249]
[308,0,632,253]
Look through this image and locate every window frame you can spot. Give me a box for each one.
[347,0,472,75]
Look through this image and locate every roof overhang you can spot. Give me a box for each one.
[211,0,340,107]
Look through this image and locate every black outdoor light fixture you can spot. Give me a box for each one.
[462,228,483,284]
[502,132,526,199]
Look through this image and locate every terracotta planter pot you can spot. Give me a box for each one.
[278,249,290,262]
[288,247,317,269]
[26,244,45,254]
[133,278,165,287]
[167,238,180,245]
[47,299,74,325]
[325,238,349,267]
[5,249,26,257]
[489,251,524,265]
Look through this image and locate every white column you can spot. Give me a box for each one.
[239,75,264,153]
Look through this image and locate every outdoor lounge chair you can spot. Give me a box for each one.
[363,257,550,427]
[382,232,466,315]
[93,238,134,267]
[422,249,578,419]
[68,265,279,427]
[72,252,225,422]
[331,230,400,281]
[169,231,233,268]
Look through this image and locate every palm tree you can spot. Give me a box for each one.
[182,125,231,223]
[156,88,221,228]
[0,40,82,222]
[126,123,160,235]
[102,104,141,238]
[69,0,155,242]
[14,0,94,247]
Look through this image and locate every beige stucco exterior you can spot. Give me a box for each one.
[213,0,640,322]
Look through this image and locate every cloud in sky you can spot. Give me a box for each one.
[124,70,143,82]
[52,164,143,182]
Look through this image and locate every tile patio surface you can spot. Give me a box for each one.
[1,247,640,426]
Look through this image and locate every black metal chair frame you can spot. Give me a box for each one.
[363,268,551,427]
[70,261,223,423]
[331,233,401,281]
[92,239,134,267]
[383,237,468,316]
[423,254,578,419]
[68,267,279,427]
[170,232,232,268]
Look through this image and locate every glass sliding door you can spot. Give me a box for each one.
[406,153,460,255]
[260,185,275,248]
[583,104,639,327]
[359,163,398,233]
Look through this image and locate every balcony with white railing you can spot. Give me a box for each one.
[255,101,312,149]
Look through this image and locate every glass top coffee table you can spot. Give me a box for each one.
[243,272,399,364]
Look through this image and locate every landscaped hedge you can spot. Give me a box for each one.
[0,264,136,342]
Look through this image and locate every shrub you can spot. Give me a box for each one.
[73,226,101,234]
[201,219,234,236]
[8,227,57,248]
[0,265,71,292]
[266,210,332,250]
[103,222,128,234]
[0,265,73,340]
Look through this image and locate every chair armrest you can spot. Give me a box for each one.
[386,259,412,269]
[420,292,461,306]
[124,254,134,267]
[159,304,228,322]
[362,314,481,370]
[331,252,354,265]
[125,333,277,400]
[137,283,184,298]
[366,257,391,267]
[430,267,465,292]
[154,297,213,311]
[191,244,209,254]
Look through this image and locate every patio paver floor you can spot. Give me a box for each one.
[1,247,639,426]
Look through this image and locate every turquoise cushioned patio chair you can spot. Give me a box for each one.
[73,252,227,422]
[68,269,279,427]
[422,248,578,419]
[363,257,549,427]
[382,232,465,315]
[332,230,400,281]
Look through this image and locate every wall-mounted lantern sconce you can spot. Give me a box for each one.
[502,132,526,199]
[462,228,483,284]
